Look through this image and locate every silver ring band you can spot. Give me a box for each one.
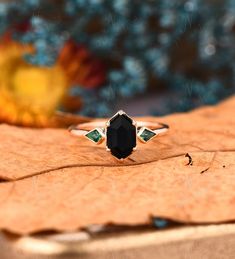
[69,121,169,136]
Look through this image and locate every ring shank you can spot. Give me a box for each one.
[69,120,169,136]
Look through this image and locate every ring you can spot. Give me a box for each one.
[69,110,169,160]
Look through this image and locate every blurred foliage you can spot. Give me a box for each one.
[0,0,235,118]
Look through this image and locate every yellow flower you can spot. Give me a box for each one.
[0,40,67,127]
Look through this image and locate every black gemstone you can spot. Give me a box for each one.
[107,113,136,159]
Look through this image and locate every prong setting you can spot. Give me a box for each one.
[118,110,125,115]
[132,120,137,126]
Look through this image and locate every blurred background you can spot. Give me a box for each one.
[0,0,234,127]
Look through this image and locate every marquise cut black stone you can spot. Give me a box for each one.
[107,113,136,159]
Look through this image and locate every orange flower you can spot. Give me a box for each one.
[0,38,67,127]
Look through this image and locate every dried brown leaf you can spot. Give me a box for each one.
[0,97,235,234]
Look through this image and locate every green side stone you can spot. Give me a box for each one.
[140,128,156,142]
[86,129,103,143]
